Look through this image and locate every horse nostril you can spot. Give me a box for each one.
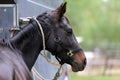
[83,58,87,65]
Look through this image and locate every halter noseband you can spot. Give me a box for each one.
[53,30,82,65]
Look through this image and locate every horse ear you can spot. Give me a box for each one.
[55,2,67,20]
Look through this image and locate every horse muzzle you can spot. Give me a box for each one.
[71,51,87,72]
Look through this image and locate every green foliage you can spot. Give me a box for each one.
[64,0,120,50]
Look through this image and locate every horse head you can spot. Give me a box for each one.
[43,2,87,72]
[10,2,86,72]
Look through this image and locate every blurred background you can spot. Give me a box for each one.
[0,0,120,80]
[65,0,120,80]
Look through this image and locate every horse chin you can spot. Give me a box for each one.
[71,62,85,72]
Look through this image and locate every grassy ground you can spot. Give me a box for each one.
[70,72,120,80]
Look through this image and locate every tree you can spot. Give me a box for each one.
[65,0,120,51]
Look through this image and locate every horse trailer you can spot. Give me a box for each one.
[0,0,70,80]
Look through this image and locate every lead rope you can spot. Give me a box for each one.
[33,17,46,54]
[53,65,62,80]
[32,17,64,80]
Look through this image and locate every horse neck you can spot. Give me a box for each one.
[10,21,47,70]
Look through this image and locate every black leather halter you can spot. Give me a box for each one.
[53,28,82,65]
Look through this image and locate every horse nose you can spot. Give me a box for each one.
[83,58,87,66]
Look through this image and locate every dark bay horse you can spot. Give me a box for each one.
[0,41,32,80]
[10,2,86,72]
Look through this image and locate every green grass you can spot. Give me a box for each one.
[70,72,120,80]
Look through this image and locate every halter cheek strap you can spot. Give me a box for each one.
[54,34,83,65]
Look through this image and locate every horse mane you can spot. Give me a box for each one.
[0,39,28,68]
[36,12,55,26]
[0,39,17,52]
[0,39,32,80]
[11,12,53,50]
